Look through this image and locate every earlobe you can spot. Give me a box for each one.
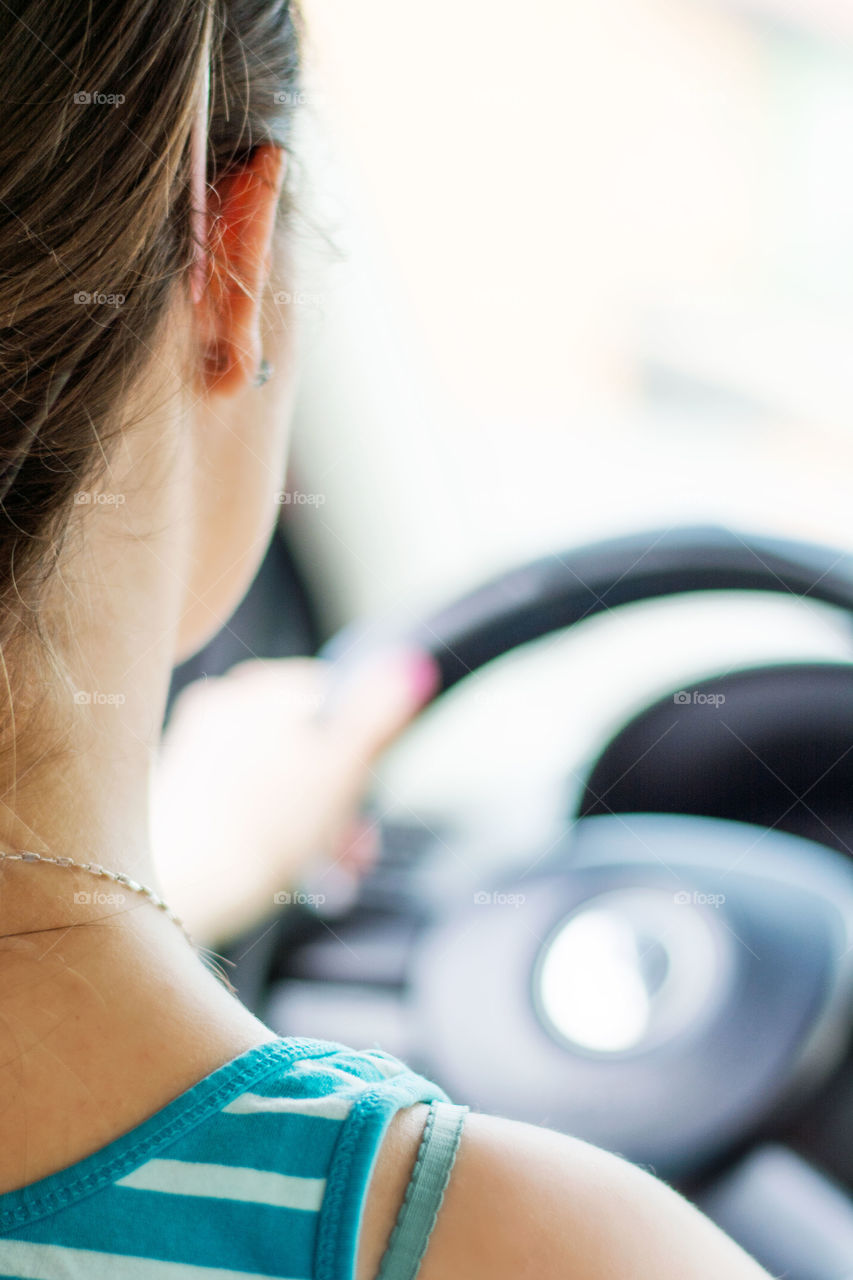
[196,144,287,396]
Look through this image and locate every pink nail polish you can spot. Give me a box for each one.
[397,649,441,708]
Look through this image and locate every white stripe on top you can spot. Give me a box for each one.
[223,1091,354,1120]
[0,1238,303,1280]
[116,1158,325,1212]
[358,1051,408,1079]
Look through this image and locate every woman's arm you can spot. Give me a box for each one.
[359,1105,773,1280]
[151,652,438,947]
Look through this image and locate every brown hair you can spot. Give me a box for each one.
[0,0,302,669]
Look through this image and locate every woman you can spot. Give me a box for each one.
[0,1,773,1276]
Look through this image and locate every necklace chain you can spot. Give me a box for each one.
[0,849,195,949]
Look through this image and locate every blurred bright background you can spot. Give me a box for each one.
[279,0,853,843]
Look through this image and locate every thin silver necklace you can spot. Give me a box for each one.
[0,849,196,949]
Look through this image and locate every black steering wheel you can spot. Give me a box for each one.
[223,524,853,1280]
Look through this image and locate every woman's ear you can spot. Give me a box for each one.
[195,143,287,396]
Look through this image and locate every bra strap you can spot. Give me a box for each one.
[375,1100,469,1280]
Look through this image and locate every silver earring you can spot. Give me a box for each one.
[252,357,273,388]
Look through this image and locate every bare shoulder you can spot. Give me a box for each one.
[358,1106,773,1280]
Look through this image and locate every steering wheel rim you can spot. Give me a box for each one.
[318,523,853,693]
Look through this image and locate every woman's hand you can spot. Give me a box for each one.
[150,649,439,948]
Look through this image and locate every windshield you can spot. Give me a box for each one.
[285,0,853,815]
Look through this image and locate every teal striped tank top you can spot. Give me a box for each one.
[0,1036,465,1279]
